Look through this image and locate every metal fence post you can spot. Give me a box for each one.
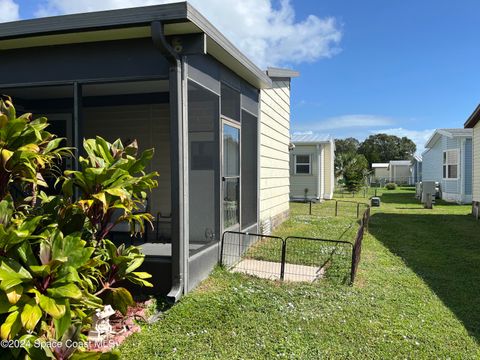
[350,242,356,284]
[335,201,338,217]
[309,200,312,215]
[238,233,242,259]
[220,232,225,266]
[356,203,360,218]
[280,240,286,280]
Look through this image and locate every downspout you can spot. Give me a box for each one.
[151,21,185,302]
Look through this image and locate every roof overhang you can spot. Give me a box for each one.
[267,67,300,80]
[389,161,411,166]
[424,131,442,149]
[292,141,331,145]
[0,2,271,89]
[372,163,389,169]
[425,128,472,149]
[465,104,480,128]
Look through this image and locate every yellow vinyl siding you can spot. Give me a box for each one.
[259,80,291,231]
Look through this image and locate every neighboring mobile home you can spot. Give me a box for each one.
[422,129,473,204]
[289,134,335,201]
[464,105,480,214]
[410,155,422,184]
[372,163,389,184]
[388,160,411,184]
[0,3,295,299]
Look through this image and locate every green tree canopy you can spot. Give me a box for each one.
[334,137,360,155]
[358,134,416,166]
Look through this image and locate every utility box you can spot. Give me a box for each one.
[415,182,422,199]
[422,181,436,208]
[371,197,381,207]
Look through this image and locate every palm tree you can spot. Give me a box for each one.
[335,152,370,192]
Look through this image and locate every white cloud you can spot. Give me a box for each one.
[291,115,433,155]
[370,127,435,154]
[34,0,342,69]
[0,0,20,22]
[295,114,395,132]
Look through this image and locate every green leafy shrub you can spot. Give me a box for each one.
[0,96,157,359]
[385,183,397,190]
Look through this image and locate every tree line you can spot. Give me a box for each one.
[335,134,416,191]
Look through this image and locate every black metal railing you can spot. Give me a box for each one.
[220,204,370,284]
[300,199,370,219]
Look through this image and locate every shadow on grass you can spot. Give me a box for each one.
[380,190,462,207]
[379,190,421,205]
[369,210,480,341]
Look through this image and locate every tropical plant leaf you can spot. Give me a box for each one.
[47,283,82,300]
[0,310,22,340]
[5,284,23,305]
[38,295,66,319]
[53,300,71,340]
[21,300,43,331]
[103,287,135,315]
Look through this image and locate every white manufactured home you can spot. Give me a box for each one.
[289,134,335,201]
[422,128,473,204]
[372,160,412,185]
[372,163,389,183]
[410,155,422,184]
[388,160,412,184]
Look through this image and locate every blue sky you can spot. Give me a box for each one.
[3,0,480,152]
[290,0,480,151]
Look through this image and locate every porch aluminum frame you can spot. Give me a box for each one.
[0,3,266,300]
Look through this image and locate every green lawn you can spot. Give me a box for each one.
[121,188,480,359]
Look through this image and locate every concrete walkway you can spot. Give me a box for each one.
[231,258,324,282]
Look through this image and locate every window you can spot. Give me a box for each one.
[443,149,458,179]
[187,81,220,247]
[295,154,311,174]
[223,124,240,229]
[221,83,240,121]
[241,111,258,228]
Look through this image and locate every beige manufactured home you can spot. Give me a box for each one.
[259,68,299,234]
[388,160,412,184]
[372,163,389,183]
[464,104,480,215]
[289,134,335,201]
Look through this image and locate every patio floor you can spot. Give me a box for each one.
[231,259,325,282]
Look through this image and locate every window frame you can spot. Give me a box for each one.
[294,154,312,175]
[442,149,459,180]
[222,119,241,231]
